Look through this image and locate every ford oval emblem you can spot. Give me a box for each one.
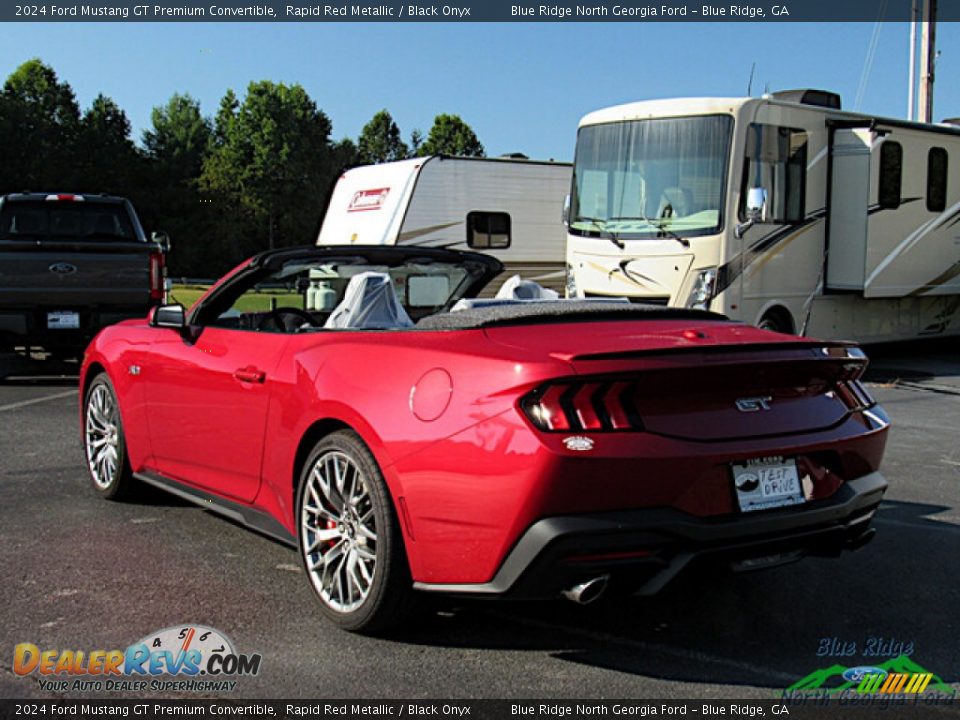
[842,666,887,683]
[563,436,594,452]
[49,262,77,275]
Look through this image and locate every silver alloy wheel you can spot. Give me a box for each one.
[85,384,120,489]
[300,450,378,613]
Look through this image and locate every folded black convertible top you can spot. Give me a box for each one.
[416,300,727,330]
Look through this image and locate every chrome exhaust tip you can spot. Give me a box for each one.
[562,575,609,605]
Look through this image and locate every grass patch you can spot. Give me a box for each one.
[168,285,304,313]
[167,285,208,309]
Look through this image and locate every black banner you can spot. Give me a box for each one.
[3,0,959,23]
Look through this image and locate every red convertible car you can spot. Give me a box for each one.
[80,246,889,632]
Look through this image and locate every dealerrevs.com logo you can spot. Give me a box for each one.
[14,624,261,693]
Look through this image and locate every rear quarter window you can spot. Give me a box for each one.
[0,201,137,241]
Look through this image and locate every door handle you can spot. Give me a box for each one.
[233,366,266,384]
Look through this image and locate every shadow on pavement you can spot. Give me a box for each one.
[381,499,957,691]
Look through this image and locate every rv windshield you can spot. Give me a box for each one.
[570,115,733,241]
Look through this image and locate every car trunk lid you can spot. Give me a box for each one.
[488,319,868,441]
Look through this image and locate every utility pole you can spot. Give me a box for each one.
[908,0,917,120]
[918,0,937,123]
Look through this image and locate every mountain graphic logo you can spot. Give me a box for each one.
[786,655,955,695]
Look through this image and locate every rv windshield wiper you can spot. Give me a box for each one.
[610,215,690,249]
[574,216,624,250]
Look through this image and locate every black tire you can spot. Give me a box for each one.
[0,348,16,381]
[297,430,416,633]
[82,373,137,500]
[758,311,790,335]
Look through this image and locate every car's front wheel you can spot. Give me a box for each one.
[83,373,136,500]
[297,430,416,633]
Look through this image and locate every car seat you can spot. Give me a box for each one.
[656,187,694,219]
[324,272,414,329]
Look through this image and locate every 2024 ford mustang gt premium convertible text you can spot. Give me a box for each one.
[80,246,889,632]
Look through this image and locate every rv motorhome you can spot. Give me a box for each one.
[565,89,960,342]
[316,155,572,293]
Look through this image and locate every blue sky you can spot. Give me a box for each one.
[3,21,959,161]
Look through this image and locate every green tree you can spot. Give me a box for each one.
[77,94,141,193]
[418,114,484,157]
[409,128,424,156]
[200,81,336,257]
[143,94,211,183]
[0,59,81,191]
[332,137,359,172]
[140,94,215,275]
[211,88,238,147]
[357,109,408,164]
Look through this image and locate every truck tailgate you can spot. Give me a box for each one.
[0,240,153,307]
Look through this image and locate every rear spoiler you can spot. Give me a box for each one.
[572,340,859,363]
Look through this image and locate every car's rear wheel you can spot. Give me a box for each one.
[297,430,415,633]
[83,373,136,500]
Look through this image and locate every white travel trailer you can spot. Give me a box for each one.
[565,89,960,342]
[317,155,572,292]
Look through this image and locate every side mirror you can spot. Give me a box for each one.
[735,187,769,238]
[151,231,171,253]
[561,194,571,227]
[150,303,186,330]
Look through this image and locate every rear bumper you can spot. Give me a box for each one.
[413,471,887,598]
[0,306,147,350]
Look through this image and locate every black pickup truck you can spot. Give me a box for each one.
[0,193,167,375]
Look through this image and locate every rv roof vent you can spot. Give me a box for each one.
[770,89,841,110]
[941,118,960,126]
[500,152,529,159]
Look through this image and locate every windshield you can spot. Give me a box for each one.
[570,115,733,240]
[195,250,497,332]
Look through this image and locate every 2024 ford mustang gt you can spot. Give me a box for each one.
[80,246,889,631]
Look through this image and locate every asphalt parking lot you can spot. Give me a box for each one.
[0,341,957,702]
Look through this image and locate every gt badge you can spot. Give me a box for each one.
[735,396,772,412]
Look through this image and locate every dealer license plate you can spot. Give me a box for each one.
[732,457,805,513]
[47,311,80,330]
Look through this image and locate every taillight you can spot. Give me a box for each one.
[521,381,643,432]
[835,380,875,411]
[829,348,873,411]
[149,251,165,303]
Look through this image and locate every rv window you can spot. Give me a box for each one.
[927,147,948,213]
[741,125,807,224]
[878,141,902,210]
[467,211,511,249]
[407,274,450,307]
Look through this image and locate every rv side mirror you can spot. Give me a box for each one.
[735,187,769,238]
[150,303,186,330]
[562,195,571,227]
[152,230,172,253]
